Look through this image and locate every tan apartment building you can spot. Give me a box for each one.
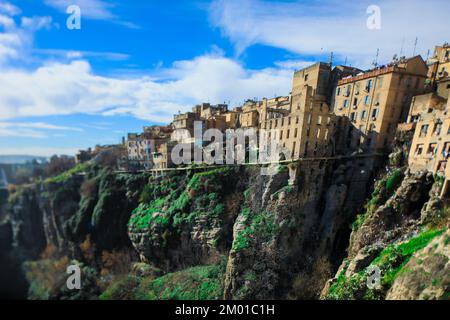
[406,77,450,197]
[258,63,338,159]
[334,56,428,152]
[126,126,173,170]
[427,43,450,87]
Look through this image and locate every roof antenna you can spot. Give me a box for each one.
[329,51,333,67]
[372,48,380,67]
[400,38,405,57]
[344,56,348,66]
[413,37,418,56]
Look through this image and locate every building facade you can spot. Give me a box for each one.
[334,56,428,152]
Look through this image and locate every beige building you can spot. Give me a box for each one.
[334,56,428,152]
[259,63,338,159]
[126,126,173,170]
[427,43,450,87]
[408,95,450,196]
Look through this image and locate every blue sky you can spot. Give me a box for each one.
[0,0,449,156]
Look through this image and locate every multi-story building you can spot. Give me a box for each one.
[126,125,173,170]
[406,77,450,197]
[334,55,428,152]
[427,43,450,88]
[259,63,338,158]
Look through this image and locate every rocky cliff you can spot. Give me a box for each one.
[1,150,448,300]
[321,149,449,300]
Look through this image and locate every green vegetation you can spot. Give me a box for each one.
[232,209,278,252]
[273,185,294,199]
[44,163,89,184]
[326,228,444,300]
[128,168,233,235]
[100,264,225,300]
[352,169,404,231]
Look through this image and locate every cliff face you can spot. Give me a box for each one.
[3,149,448,300]
[320,132,450,301]
[125,158,377,299]
[321,169,449,300]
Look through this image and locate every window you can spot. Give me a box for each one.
[286,129,290,139]
[364,95,370,105]
[371,109,379,119]
[317,129,321,139]
[366,79,373,92]
[317,116,322,125]
[420,124,429,137]
[294,128,298,138]
[344,85,351,97]
[442,142,450,157]
[343,100,349,108]
[350,112,357,122]
[336,87,341,96]
[361,110,367,120]
[433,121,443,135]
[325,129,329,140]
[304,74,309,81]
[427,143,437,155]
[415,144,423,155]
[353,98,358,106]
[288,117,291,125]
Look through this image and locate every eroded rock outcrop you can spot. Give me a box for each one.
[387,230,450,300]
[322,167,449,300]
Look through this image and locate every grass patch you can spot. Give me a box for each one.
[44,163,89,184]
[101,264,225,300]
[326,228,444,300]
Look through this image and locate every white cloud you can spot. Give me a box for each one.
[0,121,82,138]
[0,1,21,16]
[33,48,130,61]
[0,56,294,123]
[0,4,53,65]
[210,0,450,67]
[0,2,309,126]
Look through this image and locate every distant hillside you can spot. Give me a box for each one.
[0,155,48,165]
